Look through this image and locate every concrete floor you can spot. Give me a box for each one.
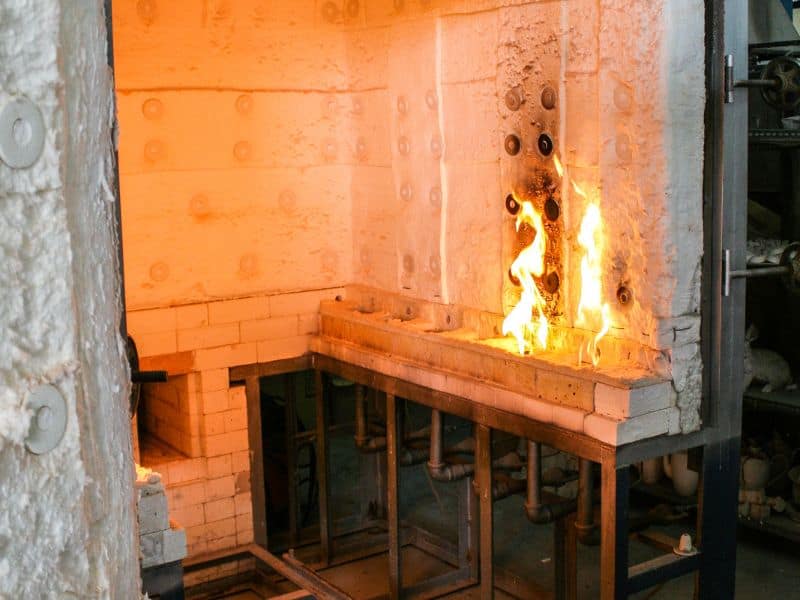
[190,526,800,599]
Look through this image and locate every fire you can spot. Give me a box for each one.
[573,189,612,366]
[502,199,549,354]
[553,154,564,178]
[503,153,612,365]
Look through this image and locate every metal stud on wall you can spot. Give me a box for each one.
[0,97,46,169]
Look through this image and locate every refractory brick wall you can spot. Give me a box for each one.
[127,288,340,559]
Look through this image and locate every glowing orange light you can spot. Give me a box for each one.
[502,199,549,354]
[575,201,612,366]
[503,154,612,364]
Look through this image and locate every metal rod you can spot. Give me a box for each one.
[733,78,778,88]
[628,552,702,595]
[554,516,571,600]
[600,462,629,600]
[354,384,367,447]
[565,513,578,600]
[575,459,596,545]
[248,545,352,600]
[527,441,542,508]
[429,409,444,470]
[314,370,331,566]
[749,38,800,49]
[427,409,475,481]
[731,265,791,277]
[467,476,480,580]
[524,441,576,524]
[386,393,402,599]
[285,373,298,547]
[245,377,267,549]
[476,424,494,599]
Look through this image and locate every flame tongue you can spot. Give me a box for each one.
[575,199,611,366]
[503,154,612,366]
[502,200,549,354]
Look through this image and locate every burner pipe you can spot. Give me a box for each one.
[524,440,576,524]
[427,410,475,482]
[575,458,599,545]
[354,384,384,453]
[353,385,429,466]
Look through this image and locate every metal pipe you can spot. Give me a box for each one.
[354,388,428,463]
[429,408,444,470]
[353,386,387,453]
[426,410,475,481]
[575,459,599,545]
[732,264,791,278]
[491,475,526,500]
[248,545,352,600]
[524,440,576,524]
[734,78,779,89]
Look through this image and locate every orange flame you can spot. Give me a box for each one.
[502,199,549,354]
[553,154,564,178]
[575,201,612,366]
[558,155,613,366]
[503,154,612,364]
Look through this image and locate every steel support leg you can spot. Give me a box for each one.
[695,440,740,599]
[600,460,629,600]
[554,513,577,600]
[314,370,331,566]
[285,373,298,548]
[245,377,267,549]
[476,424,493,599]
[386,393,402,599]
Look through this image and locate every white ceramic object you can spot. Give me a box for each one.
[782,115,800,130]
[663,452,699,497]
[640,457,663,485]
[741,456,770,491]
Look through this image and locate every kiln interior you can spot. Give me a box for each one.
[112,0,706,575]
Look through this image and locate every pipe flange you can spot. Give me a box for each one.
[0,97,46,169]
[25,384,68,455]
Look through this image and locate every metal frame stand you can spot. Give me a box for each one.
[308,357,728,600]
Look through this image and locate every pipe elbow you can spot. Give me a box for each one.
[427,461,474,482]
[524,499,576,525]
[575,521,600,546]
[355,436,386,454]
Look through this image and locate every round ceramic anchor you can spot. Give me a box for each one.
[0,97,46,169]
[24,384,68,455]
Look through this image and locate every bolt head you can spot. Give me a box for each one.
[505,87,525,111]
[505,134,521,156]
[541,86,557,110]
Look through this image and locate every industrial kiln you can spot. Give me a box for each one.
[109,1,750,598]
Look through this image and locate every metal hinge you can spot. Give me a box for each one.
[723,249,793,296]
[724,55,735,104]
[724,54,780,104]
